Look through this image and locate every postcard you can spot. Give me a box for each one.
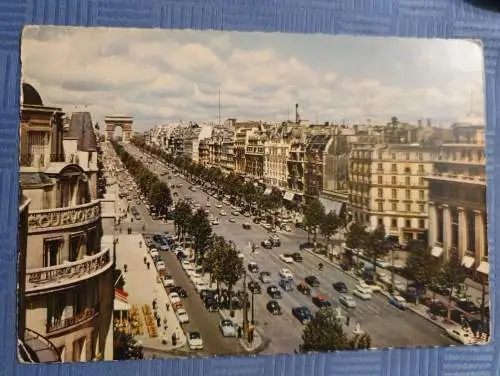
[17,26,489,363]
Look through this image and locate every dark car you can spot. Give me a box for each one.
[176,251,187,260]
[242,223,252,230]
[269,235,281,247]
[267,285,282,299]
[291,252,303,262]
[248,262,259,273]
[456,300,480,315]
[279,279,294,292]
[312,295,332,309]
[261,240,273,249]
[292,306,313,324]
[170,286,188,297]
[266,300,282,315]
[205,298,219,312]
[305,275,320,287]
[427,299,448,317]
[200,289,216,301]
[248,281,262,294]
[297,282,311,295]
[333,282,348,293]
[259,271,272,283]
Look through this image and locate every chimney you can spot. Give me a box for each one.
[295,103,299,124]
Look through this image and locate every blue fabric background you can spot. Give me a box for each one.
[1,0,499,375]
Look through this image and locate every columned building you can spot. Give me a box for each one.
[18,83,115,362]
[427,120,488,281]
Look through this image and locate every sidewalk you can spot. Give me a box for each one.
[306,249,488,342]
[115,233,187,352]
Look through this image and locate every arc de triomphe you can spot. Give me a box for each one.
[104,115,133,143]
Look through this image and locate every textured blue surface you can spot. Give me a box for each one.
[1,0,499,375]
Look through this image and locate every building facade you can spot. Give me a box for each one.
[349,143,434,243]
[264,137,290,190]
[19,83,114,362]
[427,121,488,280]
[244,133,265,181]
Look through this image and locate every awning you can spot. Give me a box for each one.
[477,261,489,275]
[319,197,344,215]
[114,298,131,311]
[431,246,444,257]
[283,191,295,201]
[263,188,272,195]
[461,256,475,268]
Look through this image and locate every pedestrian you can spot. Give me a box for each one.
[171,333,177,346]
[346,315,350,326]
[166,303,170,311]
[156,317,161,327]
[163,317,167,326]
[139,241,142,248]
[144,256,147,264]
[237,326,242,339]
[123,264,128,273]
[152,299,157,310]
[146,261,150,270]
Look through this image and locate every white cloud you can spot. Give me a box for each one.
[21,27,485,130]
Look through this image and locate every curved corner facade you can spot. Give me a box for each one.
[18,83,115,363]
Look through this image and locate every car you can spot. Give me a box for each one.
[292,306,313,324]
[291,252,303,262]
[353,285,373,300]
[187,331,204,350]
[248,281,262,294]
[162,274,175,287]
[312,295,332,308]
[206,202,211,207]
[242,222,252,230]
[388,295,408,310]
[266,300,282,315]
[279,278,294,291]
[248,262,259,273]
[243,212,251,217]
[211,218,219,225]
[360,280,383,293]
[168,292,181,304]
[194,280,209,293]
[279,254,294,263]
[333,282,348,293]
[156,260,166,270]
[259,271,272,283]
[282,224,292,232]
[267,285,282,299]
[339,294,357,308]
[268,234,281,246]
[297,282,311,295]
[176,308,189,324]
[228,217,236,223]
[220,210,227,216]
[170,286,188,297]
[231,210,240,216]
[261,240,273,249]
[305,275,320,287]
[279,268,294,280]
[219,319,237,337]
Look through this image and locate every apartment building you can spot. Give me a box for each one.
[245,132,265,181]
[349,142,435,243]
[263,135,290,190]
[285,131,307,204]
[427,119,488,281]
[18,83,114,362]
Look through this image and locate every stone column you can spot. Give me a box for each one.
[428,201,437,245]
[442,204,452,256]
[475,210,486,261]
[458,207,468,259]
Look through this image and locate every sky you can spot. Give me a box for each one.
[21,26,485,131]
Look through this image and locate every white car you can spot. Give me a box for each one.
[181,259,190,267]
[219,319,237,337]
[228,217,236,223]
[187,331,204,350]
[184,264,195,274]
[206,202,211,207]
[194,280,209,293]
[279,268,294,280]
[445,327,476,345]
[162,274,175,287]
[212,218,219,225]
[359,280,382,293]
[169,292,181,304]
[339,294,357,308]
[176,308,189,324]
[220,210,227,216]
[216,204,223,208]
[279,254,294,263]
[353,285,372,300]
[156,260,166,270]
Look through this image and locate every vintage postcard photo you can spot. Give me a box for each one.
[17,26,489,363]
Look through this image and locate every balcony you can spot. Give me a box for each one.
[46,305,99,335]
[25,247,113,294]
[18,328,61,363]
[27,200,101,234]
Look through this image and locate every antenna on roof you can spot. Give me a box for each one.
[218,88,221,127]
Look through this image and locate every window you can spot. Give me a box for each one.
[378,202,383,212]
[378,175,383,184]
[419,204,425,213]
[378,217,383,226]
[418,153,423,161]
[405,190,411,200]
[419,190,424,200]
[391,189,397,199]
[419,177,425,186]
[391,176,397,185]
[392,202,397,211]
[405,219,411,228]
[405,176,411,186]
[377,163,383,172]
[391,163,397,172]
[391,153,396,160]
[406,203,411,212]
[44,239,61,267]
[378,188,383,198]
[405,153,410,160]
[391,218,397,228]
[419,219,425,229]
[418,164,424,172]
[378,152,383,160]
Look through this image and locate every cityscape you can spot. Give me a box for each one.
[17,27,489,363]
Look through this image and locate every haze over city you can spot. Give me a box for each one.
[21,26,485,129]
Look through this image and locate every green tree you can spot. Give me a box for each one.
[364,225,390,274]
[439,247,466,320]
[217,242,244,312]
[149,181,172,217]
[303,198,325,244]
[113,330,144,360]
[300,308,373,353]
[405,240,440,304]
[188,208,213,265]
[320,211,342,253]
[203,235,225,292]
[173,200,192,240]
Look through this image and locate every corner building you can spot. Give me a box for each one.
[18,83,114,362]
